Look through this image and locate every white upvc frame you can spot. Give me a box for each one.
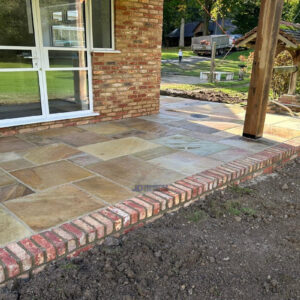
[0,0,98,129]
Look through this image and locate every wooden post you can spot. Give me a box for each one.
[209,42,216,83]
[288,53,300,95]
[243,0,284,139]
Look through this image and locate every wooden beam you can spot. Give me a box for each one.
[273,65,298,74]
[243,0,284,139]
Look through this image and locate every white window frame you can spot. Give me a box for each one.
[88,0,120,53]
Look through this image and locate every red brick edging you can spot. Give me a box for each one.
[0,139,299,285]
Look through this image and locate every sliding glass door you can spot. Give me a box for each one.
[0,0,92,127]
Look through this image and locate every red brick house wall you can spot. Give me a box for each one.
[0,0,163,137]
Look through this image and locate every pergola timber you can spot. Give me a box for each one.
[235,0,300,139]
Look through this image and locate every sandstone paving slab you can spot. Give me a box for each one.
[86,156,185,190]
[53,130,111,147]
[19,127,84,146]
[153,134,230,155]
[0,169,33,202]
[190,120,241,131]
[132,146,178,161]
[0,206,32,246]
[75,176,136,205]
[263,125,300,140]
[80,123,130,135]
[0,152,22,163]
[219,136,278,152]
[24,143,80,164]
[68,153,102,167]
[139,114,185,124]
[0,159,34,171]
[167,120,219,134]
[274,120,300,131]
[153,134,199,150]
[10,161,93,190]
[0,136,33,153]
[4,184,104,232]
[79,137,160,161]
[186,141,231,156]
[208,147,252,162]
[149,151,223,175]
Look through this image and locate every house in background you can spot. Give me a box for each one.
[166,19,237,47]
[0,0,163,136]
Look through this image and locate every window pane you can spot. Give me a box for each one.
[0,72,42,120]
[0,0,35,46]
[0,50,33,69]
[92,0,112,48]
[49,51,87,68]
[40,0,86,48]
[47,70,89,113]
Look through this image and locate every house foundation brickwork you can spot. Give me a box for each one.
[0,0,163,137]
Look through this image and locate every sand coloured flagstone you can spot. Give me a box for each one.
[0,207,32,246]
[87,156,185,189]
[75,176,136,204]
[0,136,33,153]
[11,161,93,190]
[149,151,222,175]
[4,184,104,232]
[24,143,80,164]
[79,137,161,161]
[81,123,130,135]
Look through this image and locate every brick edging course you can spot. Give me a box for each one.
[0,139,299,285]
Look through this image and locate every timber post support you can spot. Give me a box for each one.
[243,0,284,139]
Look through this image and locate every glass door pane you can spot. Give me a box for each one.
[39,0,90,115]
[0,71,41,120]
[39,0,86,48]
[0,0,43,121]
[0,0,35,46]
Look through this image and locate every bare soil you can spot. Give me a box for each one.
[160,89,246,104]
[1,158,300,300]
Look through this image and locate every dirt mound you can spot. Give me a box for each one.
[161,88,246,104]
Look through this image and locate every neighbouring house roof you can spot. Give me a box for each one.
[167,19,234,38]
[235,21,300,50]
[167,21,201,38]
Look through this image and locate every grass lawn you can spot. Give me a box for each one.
[162,47,195,60]
[161,49,253,98]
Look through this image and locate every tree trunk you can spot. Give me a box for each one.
[179,18,185,47]
[203,13,209,36]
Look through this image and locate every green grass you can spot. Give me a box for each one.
[162,47,194,60]
[187,210,207,223]
[161,49,253,98]
[0,61,79,104]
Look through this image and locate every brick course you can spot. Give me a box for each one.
[0,0,163,137]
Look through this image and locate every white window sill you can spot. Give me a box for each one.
[92,50,121,54]
[0,111,99,129]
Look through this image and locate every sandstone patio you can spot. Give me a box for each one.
[1,95,299,246]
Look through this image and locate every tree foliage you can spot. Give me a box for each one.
[163,0,300,44]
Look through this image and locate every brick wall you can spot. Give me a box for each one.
[0,0,163,137]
